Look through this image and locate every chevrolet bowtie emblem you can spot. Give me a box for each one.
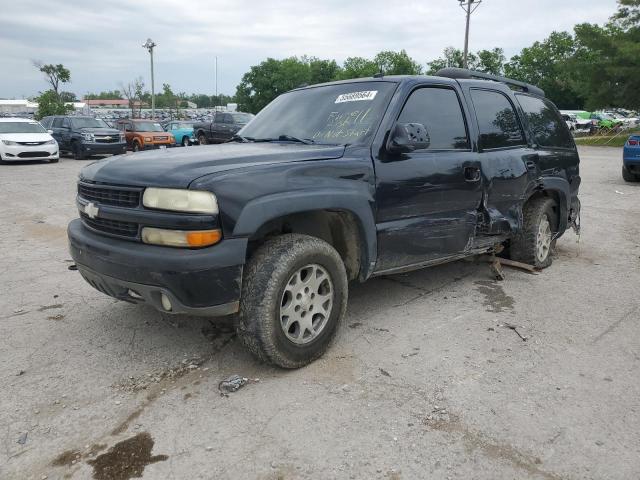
[84,202,99,219]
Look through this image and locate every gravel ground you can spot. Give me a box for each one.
[1,146,638,480]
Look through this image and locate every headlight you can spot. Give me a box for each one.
[45,139,56,145]
[119,134,126,142]
[143,188,218,214]
[2,140,17,145]
[82,133,95,142]
[144,136,152,142]
[142,227,222,248]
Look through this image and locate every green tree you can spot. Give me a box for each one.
[35,90,73,119]
[504,32,583,109]
[84,90,123,100]
[33,62,71,96]
[338,56,379,80]
[59,91,77,102]
[235,57,313,113]
[570,1,640,109]
[426,47,504,75]
[309,59,341,84]
[373,50,422,75]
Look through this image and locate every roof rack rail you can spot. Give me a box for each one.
[436,67,545,98]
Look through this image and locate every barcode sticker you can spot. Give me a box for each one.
[335,91,378,103]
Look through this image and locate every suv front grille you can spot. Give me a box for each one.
[80,213,138,238]
[78,182,141,208]
[94,135,120,143]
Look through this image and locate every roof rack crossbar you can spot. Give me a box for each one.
[436,67,545,98]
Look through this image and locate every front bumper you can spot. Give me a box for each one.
[68,219,246,316]
[0,143,58,161]
[80,142,128,156]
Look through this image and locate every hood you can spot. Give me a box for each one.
[80,142,346,188]
[79,127,120,135]
[0,132,54,142]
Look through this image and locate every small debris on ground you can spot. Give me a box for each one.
[379,368,391,377]
[401,352,419,358]
[16,370,25,376]
[498,323,528,341]
[17,432,28,445]
[615,190,625,195]
[68,264,78,271]
[218,375,259,396]
[348,322,363,329]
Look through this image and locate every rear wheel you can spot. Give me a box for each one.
[510,197,558,269]
[236,234,348,368]
[622,165,638,182]
[181,136,190,147]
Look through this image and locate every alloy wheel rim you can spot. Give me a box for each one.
[536,214,552,262]
[279,264,334,345]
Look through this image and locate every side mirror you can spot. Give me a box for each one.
[387,122,430,153]
[47,129,53,134]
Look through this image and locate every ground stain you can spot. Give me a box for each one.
[423,414,560,480]
[47,314,65,321]
[111,391,159,436]
[87,432,167,480]
[475,280,515,313]
[51,449,81,467]
[38,303,64,312]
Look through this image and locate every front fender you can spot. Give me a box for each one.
[233,189,378,280]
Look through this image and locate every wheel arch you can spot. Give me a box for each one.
[524,178,571,236]
[233,191,377,281]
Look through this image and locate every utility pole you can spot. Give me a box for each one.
[458,0,482,69]
[215,56,218,109]
[142,38,156,119]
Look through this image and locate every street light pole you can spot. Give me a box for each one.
[458,0,482,69]
[142,38,156,119]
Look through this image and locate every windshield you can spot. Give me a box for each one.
[174,123,193,129]
[71,118,109,129]
[0,121,46,134]
[239,82,397,145]
[134,122,164,132]
[230,113,253,125]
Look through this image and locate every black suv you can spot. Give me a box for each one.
[68,69,581,368]
[192,112,253,145]
[41,116,127,159]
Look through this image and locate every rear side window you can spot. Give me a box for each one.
[52,117,63,128]
[470,89,525,149]
[516,94,574,149]
[397,87,469,150]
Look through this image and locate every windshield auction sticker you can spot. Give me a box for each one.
[335,91,378,103]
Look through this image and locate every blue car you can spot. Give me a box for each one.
[164,121,197,147]
[623,134,640,182]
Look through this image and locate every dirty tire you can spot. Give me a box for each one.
[181,136,190,147]
[72,142,85,160]
[510,197,558,269]
[132,141,141,152]
[622,165,638,182]
[236,234,348,369]
[198,133,207,145]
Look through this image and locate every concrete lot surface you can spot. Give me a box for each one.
[1,146,639,479]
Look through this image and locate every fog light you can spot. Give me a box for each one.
[128,289,143,300]
[161,293,172,312]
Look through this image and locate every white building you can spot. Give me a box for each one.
[0,99,38,115]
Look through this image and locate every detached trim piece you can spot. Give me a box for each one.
[436,67,546,98]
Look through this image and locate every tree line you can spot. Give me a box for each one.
[234,0,639,113]
[33,0,638,118]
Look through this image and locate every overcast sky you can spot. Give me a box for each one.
[1,0,618,99]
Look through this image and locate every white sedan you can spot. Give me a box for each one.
[0,118,59,163]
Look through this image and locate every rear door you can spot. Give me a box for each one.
[466,88,532,235]
[60,117,72,149]
[50,117,64,147]
[374,85,483,272]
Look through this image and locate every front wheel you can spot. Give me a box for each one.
[198,133,207,145]
[132,141,141,152]
[236,234,348,368]
[72,142,85,160]
[509,197,558,269]
[181,136,190,147]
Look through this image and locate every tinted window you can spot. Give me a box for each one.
[516,94,574,149]
[52,117,63,128]
[0,122,46,133]
[397,87,469,150]
[40,117,52,128]
[62,118,70,128]
[470,89,525,149]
